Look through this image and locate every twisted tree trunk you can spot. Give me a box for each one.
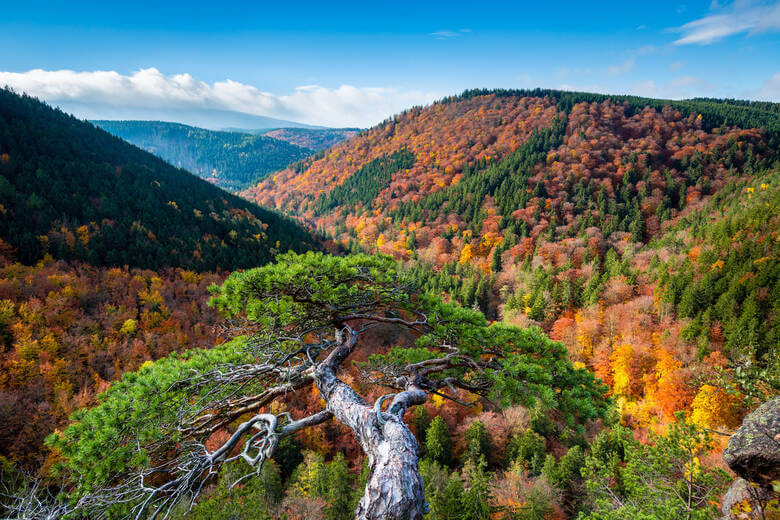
[314,330,427,520]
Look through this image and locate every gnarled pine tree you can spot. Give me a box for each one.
[29,252,607,520]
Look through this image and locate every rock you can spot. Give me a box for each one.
[724,396,780,486]
[721,478,775,519]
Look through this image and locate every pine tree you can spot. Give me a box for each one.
[326,453,354,520]
[425,416,452,466]
[463,420,492,466]
[413,406,431,456]
[541,445,585,513]
[491,245,502,272]
[289,450,329,498]
[460,456,492,520]
[429,473,464,520]
[420,459,464,520]
[506,430,546,475]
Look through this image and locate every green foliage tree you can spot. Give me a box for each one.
[413,406,431,456]
[425,416,452,466]
[463,420,492,466]
[419,459,463,520]
[460,456,492,520]
[325,453,354,520]
[505,430,546,475]
[289,451,354,520]
[172,459,282,520]
[581,415,730,520]
[541,445,585,513]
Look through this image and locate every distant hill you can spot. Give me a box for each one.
[56,101,320,131]
[0,88,317,271]
[93,120,312,190]
[261,127,361,151]
[245,89,779,219]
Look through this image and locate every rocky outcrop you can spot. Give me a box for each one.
[723,396,780,486]
[720,478,776,519]
[721,396,779,519]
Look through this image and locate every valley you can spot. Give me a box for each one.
[93,121,354,190]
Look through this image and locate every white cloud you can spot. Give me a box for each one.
[669,60,684,71]
[607,57,636,76]
[0,68,440,128]
[673,0,780,44]
[430,29,471,39]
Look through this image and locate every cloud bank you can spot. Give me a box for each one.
[674,0,780,44]
[0,68,440,128]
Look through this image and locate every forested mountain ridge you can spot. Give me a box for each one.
[0,88,318,271]
[244,89,779,217]
[243,89,779,434]
[93,120,313,190]
[244,93,561,212]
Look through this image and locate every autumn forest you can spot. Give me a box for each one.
[0,85,777,520]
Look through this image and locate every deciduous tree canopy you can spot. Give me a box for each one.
[37,252,607,520]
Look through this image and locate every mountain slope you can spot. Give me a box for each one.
[0,261,225,465]
[242,89,779,429]
[93,120,312,190]
[244,93,561,212]
[0,90,320,464]
[0,88,317,270]
[261,127,360,151]
[245,89,778,219]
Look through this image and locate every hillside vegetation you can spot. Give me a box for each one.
[262,127,360,151]
[0,89,317,271]
[0,88,777,520]
[93,120,313,190]
[0,258,224,465]
[244,90,779,433]
[0,89,322,465]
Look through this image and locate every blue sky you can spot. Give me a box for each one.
[1,0,778,127]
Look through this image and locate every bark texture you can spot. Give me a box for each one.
[314,331,426,520]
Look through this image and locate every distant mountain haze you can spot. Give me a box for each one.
[57,101,321,131]
[93,120,313,190]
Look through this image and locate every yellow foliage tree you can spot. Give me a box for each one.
[289,451,327,497]
[690,384,742,430]
[610,343,634,398]
[459,243,473,264]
